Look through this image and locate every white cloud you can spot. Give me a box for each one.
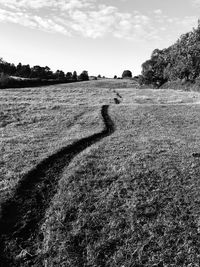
[154,9,162,15]
[0,0,156,40]
[165,15,198,31]
[0,0,96,10]
[0,0,198,42]
[178,16,198,28]
[192,0,200,7]
[0,8,70,35]
[0,8,37,27]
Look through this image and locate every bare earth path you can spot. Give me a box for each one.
[0,104,115,266]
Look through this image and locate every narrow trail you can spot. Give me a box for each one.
[113,89,123,105]
[0,104,115,266]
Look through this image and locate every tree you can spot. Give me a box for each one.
[141,49,168,86]
[0,59,17,76]
[140,20,200,86]
[43,66,53,79]
[97,74,101,78]
[16,64,31,78]
[114,75,117,79]
[122,70,132,79]
[0,58,71,81]
[66,72,72,80]
[79,70,89,81]
[30,65,43,78]
[55,70,65,80]
[72,71,78,81]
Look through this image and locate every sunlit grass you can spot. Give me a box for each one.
[41,84,200,266]
[2,79,200,265]
[0,81,115,199]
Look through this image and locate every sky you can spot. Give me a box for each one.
[0,0,200,77]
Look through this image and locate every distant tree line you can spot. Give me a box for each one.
[0,58,89,82]
[113,71,133,80]
[140,20,200,87]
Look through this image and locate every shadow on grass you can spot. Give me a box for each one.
[0,105,115,266]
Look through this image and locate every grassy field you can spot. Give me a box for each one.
[0,81,116,200]
[2,79,200,266]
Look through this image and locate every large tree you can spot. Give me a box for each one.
[79,70,89,81]
[141,20,200,86]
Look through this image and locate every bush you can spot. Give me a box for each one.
[122,70,132,79]
[0,73,10,87]
[0,74,77,89]
[160,80,193,91]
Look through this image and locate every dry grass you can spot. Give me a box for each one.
[39,83,200,266]
[0,81,115,200]
[2,79,200,266]
[114,87,200,106]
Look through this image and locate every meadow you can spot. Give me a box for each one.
[0,82,113,200]
[1,79,200,266]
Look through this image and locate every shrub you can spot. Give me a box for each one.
[0,73,10,87]
[122,70,132,79]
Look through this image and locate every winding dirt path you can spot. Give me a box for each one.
[0,104,115,266]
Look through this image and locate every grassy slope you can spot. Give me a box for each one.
[41,84,200,266]
[0,81,115,200]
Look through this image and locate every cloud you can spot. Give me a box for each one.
[165,15,198,31]
[0,8,37,27]
[153,9,162,15]
[178,16,198,28]
[192,0,200,7]
[0,0,157,40]
[0,8,70,35]
[0,0,198,43]
[0,0,96,11]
